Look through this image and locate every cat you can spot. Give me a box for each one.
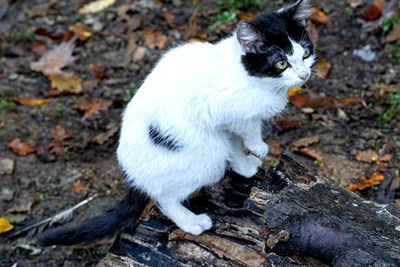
[38,0,315,246]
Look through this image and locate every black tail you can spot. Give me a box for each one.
[37,188,149,246]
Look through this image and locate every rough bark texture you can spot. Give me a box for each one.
[97,156,400,267]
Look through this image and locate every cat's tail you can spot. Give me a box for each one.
[37,187,150,246]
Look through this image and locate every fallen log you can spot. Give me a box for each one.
[97,155,400,267]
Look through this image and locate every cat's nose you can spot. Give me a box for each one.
[299,73,309,81]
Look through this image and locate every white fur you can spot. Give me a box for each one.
[279,0,311,26]
[117,28,314,235]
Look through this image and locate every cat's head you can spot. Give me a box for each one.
[236,0,315,89]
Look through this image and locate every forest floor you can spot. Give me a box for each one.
[0,0,400,266]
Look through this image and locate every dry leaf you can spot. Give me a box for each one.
[386,22,400,43]
[341,97,360,106]
[379,154,392,161]
[306,23,319,46]
[289,93,337,109]
[314,58,331,79]
[307,8,329,25]
[8,138,36,156]
[363,5,381,20]
[292,147,324,161]
[144,29,168,50]
[34,28,74,42]
[68,23,93,41]
[355,150,379,163]
[78,0,116,14]
[72,180,88,195]
[88,125,120,145]
[237,12,263,21]
[347,172,385,191]
[30,37,76,75]
[373,0,385,9]
[0,218,14,234]
[274,116,301,129]
[46,125,71,156]
[48,72,83,94]
[86,64,109,79]
[266,139,282,156]
[73,98,113,119]
[133,46,147,62]
[13,97,51,105]
[169,229,266,266]
[288,87,302,96]
[292,136,320,148]
[347,0,363,8]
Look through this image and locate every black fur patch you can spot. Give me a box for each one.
[148,124,182,151]
[241,8,314,78]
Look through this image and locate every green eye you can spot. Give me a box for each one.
[276,60,288,70]
[303,48,311,58]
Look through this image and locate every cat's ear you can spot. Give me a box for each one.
[279,0,310,26]
[236,21,263,54]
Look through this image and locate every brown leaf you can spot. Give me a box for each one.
[13,97,51,105]
[68,23,93,41]
[144,29,168,50]
[292,147,324,161]
[363,5,381,20]
[347,172,385,191]
[86,64,109,79]
[386,22,400,43]
[237,12,263,21]
[306,23,319,46]
[289,93,337,109]
[133,46,147,62]
[355,150,379,163]
[341,97,360,106]
[72,180,88,195]
[373,0,385,9]
[88,125,120,145]
[30,42,48,55]
[274,116,301,129]
[169,229,266,266]
[266,139,282,156]
[314,58,331,79]
[378,154,393,162]
[30,37,76,75]
[292,136,320,149]
[161,12,184,29]
[73,98,113,119]
[34,28,74,42]
[8,138,36,156]
[48,72,83,94]
[46,125,71,156]
[307,8,329,25]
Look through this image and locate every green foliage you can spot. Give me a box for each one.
[124,82,139,101]
[0,99,17,113]
[382,13,400,35]
[380,91,400,124]
[384,44,400,64]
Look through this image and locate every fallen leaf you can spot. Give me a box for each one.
[7,138,36,156]
[13,97,51,105]
[133,46,147,62]
[341,97,360,106]
[347,0,363,8]
[274,116,301,129]
[266,139,282,156]
[378,154,393,162]
[72,180,88,195]
[237,12,263,21]
[289,93,337,109]
[28,2,56,18]
[307,8,329,25]
[86,64,109,79]
[46,125,71,156]
[347,172,385,191]
[161,12,184,29]
[88,125,120,145]
[169,229,266,267]
[288,87,302,96]
[373,0,385,9]
[68,23,93,41]
[306,23,319,46]
[78,0,116,14]
[292,147,324,161]
[34,28,74,42]
[30,43,47,54]
[0,218,13,234]
[314,58,331,79]
[385,22,400,43]
[144,29,168,50]
[30,37,76,75]
[355,150,379,163]
[48,72,83,94]
[292,136,320,149]
[363,5,381,20]
[73,98,113,119]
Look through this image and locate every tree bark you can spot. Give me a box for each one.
[97,155,400,267]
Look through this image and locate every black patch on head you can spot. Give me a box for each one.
[239,8,314,78]
[148,124,182,151]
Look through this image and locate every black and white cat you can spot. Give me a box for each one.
[39,0,315,246]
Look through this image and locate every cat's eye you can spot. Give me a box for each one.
[276,60,288,70]
[303,48,311,59]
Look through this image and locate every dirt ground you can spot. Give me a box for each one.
[0,0,399,266]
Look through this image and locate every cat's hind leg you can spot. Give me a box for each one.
[157,197,212,235]
[228,135,262,178]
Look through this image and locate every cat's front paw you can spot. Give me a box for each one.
[231,155,262,178]
[179,214,212,235]
[247,142,269,159]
